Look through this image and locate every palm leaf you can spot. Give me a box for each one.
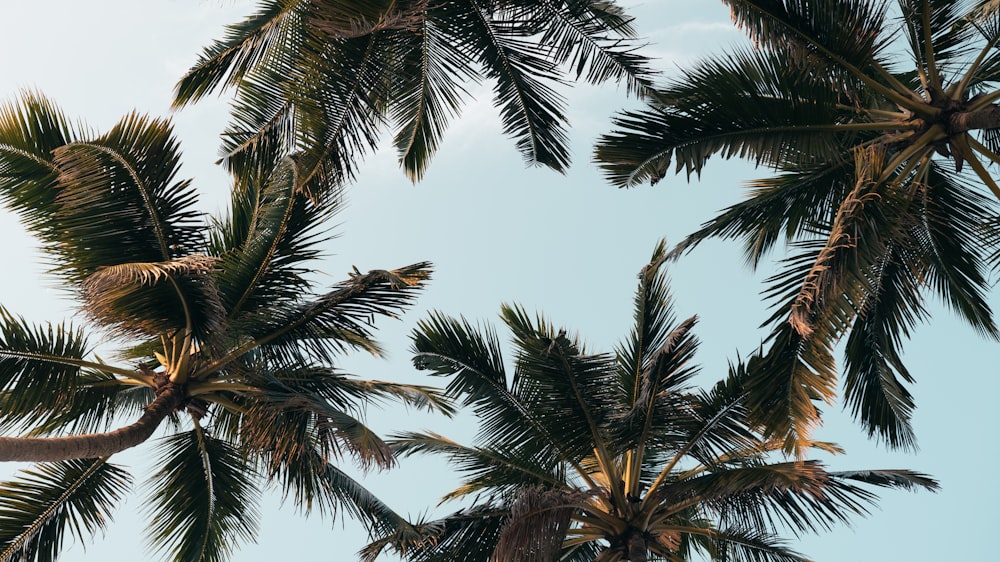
[145,426,260,562]
[49,112,205,284]
[0,309,91,430]
[361,505,507,562]
[527,0,656,96]
[210,157,338,320]
[241,385,394,471]
[173,0,303,107]
[668,159,855,269]
[595,46,858,187]
[0,91,77,234]
[391,7,476,181]
[0,458,131,562]
[502,305,618,466]
[390,431,567,501]
[227,262,431,367]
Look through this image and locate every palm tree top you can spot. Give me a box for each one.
[172,0,658,192]
[365,241,938,562]
[0,90,451,562]
[594,0,1000,455]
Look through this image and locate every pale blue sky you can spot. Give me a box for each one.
[0,1,996,560]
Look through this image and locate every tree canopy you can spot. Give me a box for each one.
[0,91,449,561]
[596,0,1000,454]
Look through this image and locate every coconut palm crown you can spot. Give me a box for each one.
[363,242,937,562]
[0,91,451,561]
[172,0,656,195]
[595,0,1000,454]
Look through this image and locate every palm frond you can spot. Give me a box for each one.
[0,91,77,234]
[145,426,260,562]
[210,157,338,320]
[241,385,394,471]
[502,305,618,465]
[615,239,678,402]
[595,46,855,187]
[173,0,303,107]
[391,8,476,181]
[437,1,571,171]
[390,431,567,501]
[0,309,91,430]
[49,112,205,284]
[705,527,809,562]
[841,243,925,451]
[0,459,131,562]
[528,0,657,96]
[410,312,578,477]
[721,0,893,78]
[361,505,507,562]
[224,262,431,367]
[668,159,855,269]
[24,374,154,438]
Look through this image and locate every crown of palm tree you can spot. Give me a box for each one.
[0,91,452,561]
[172,0,657,195]
[363,242,937,562]
[595,0,1000,455]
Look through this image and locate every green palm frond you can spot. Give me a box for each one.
[80,255,225,341]
[721,0,894,83]
[0,91,77,232]
[242,385,394,471]
[596,45,861,187]
[226,262,431,367]
[529,0,656,96]
[176,0,652,185]
[390,431,566,501]
[49,111,205,283]
[501,305,618,466]
[390,9,475,181]
[252,438,412,538]
[173,0,302,106]
[0,459,131,562]
[899,0,981,85]
[145,425,260,562]
[361,505,506,562]
[841,244,926,451]
[435,1,572,171]
[701,528,808,562]
[210,157,338,320]
[669,159,855,268]
[615,239,678,399]
[25,374,154,437]
[0,309,91,430]
[916,164,997,332]
[612,315,700,459]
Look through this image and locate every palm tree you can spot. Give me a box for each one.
[171,0,656,195]
[0,91,450,561]
[362,242,937,562]
[594,0,1000,454]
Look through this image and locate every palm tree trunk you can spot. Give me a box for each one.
[625,529,647,562]
[950,105,1000,133]
[0,383,184,462]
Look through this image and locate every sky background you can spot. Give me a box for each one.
[0,1,996,560]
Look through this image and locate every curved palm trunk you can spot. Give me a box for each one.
[0,383,184,462]
[625,529,647,562]
[950,105,1000,133]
